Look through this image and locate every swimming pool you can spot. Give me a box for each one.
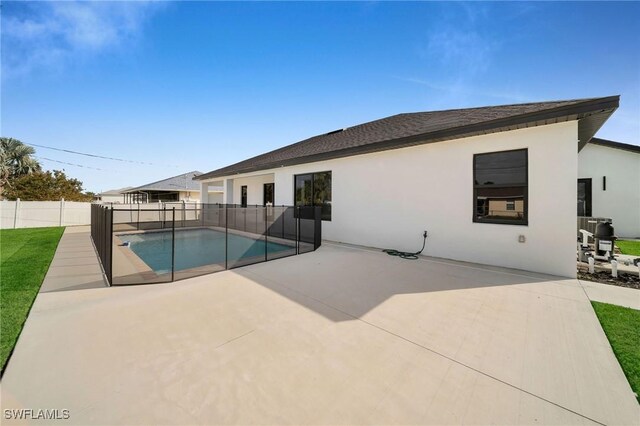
[119,229,294,274]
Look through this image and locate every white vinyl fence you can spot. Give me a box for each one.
[108,202,202,225]
[0,200,204,229]
[1,199,92,229]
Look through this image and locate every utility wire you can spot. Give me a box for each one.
[26,142,181,167]
[35,156,109,171]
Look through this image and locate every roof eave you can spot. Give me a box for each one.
[587,138,640,154]
[576,97,619,152]
[123,188,201,193]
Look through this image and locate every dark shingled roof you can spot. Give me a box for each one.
[125,171,203,193]
[589,138,640,154]
[196,96,619,180]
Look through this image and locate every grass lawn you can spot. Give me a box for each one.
[591,301,640,403]
[616,240,640,256]
[1,227,64,373]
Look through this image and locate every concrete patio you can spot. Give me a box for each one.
[1,231,638,425]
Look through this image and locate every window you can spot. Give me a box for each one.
[263,183,274,206]
[473,149,527,225]
[577,178,592,216]
[241,185,247,207]
[294,171,332,221]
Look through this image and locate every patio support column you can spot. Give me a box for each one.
[200,181,209,204]
[223,179,234,204]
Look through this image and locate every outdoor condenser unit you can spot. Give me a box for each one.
[594,221,616,259]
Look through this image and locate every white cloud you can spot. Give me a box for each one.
[2,1,162,77]
[426,30,497,76]
[404,4,528,107]
[395,76,528,103]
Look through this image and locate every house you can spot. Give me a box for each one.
[195,96,619,277]
[122,171,223,203]
[95,186,133,203]
[481,193,525,220]
[578,138,640,238]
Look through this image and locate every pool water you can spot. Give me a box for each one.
[119,229,294,274]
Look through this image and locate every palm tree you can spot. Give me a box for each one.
[0,137,41,197]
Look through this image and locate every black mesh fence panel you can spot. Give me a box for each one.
[226,206,267,269]
[298,206,320,254]
[110,207,173,285]
[91,203,321,285]
[90,204,112,284]
[266,206,297,261]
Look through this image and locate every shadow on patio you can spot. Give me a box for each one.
[231,241,572,323]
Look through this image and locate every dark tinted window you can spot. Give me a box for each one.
[474,150,527,186]
[474,149,527,225]
[577,178,592,216]
[295,174,313,206]
[241,185,247,207]
[312,172,332,220]
[263,183,274,206]
[294,171,332,221]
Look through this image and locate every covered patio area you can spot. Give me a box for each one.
[199,173,275,206]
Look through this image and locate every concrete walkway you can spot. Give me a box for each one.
[579,279,640,310]
[1,237,638,425]
[39,226,107,293]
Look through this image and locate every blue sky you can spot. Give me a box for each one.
[2,1,639,193]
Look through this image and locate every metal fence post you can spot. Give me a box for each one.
[108,207,113,285]
[264,206,268,262]
[225,206,229,270]
[314,206,322,250]
[137,203,140,231]
[103,206,108,269]
[171,207,175,282]
[296,206,300,255]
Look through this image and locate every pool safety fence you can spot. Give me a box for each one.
[91,204,321,285]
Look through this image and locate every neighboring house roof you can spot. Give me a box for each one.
[124,171,203,193]
[588,137,640,154]
[98,186,133,196]
[196,96,619,181]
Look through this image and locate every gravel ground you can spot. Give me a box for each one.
[577,269,640,290]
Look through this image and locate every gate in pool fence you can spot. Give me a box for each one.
[90,203,322,285]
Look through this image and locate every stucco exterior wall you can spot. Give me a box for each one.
[203,122,578,277]
[206,192,224,204]
[231,174,275,205]
[578,143,640,238]
[175,191,222,203]
[98,194,126,203]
